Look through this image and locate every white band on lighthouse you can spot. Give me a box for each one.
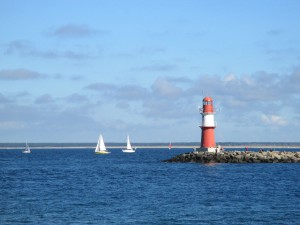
[202,114,215,127]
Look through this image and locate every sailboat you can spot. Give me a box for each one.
[95,134,110,154]
[122,135,136,153]
[168,141,172,150]
[22,141,31,154]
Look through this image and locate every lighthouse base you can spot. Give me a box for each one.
[194,145,222,153]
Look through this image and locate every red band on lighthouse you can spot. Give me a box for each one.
[201,127,215,148]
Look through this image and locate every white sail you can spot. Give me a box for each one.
[99,135,106,151]
[95,134,110,154]
[126,136,132,150]
[122,135,135,153]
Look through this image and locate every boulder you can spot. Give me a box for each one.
[163,151,300,163]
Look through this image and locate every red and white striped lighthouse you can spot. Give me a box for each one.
[196,96,221,152]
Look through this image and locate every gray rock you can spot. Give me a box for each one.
[163,151,300,164]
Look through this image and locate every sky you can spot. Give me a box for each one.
[1,0,300,143]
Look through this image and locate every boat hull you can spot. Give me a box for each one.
[95,151,110,154]
[122,149,135,153]
[22,151,31,154]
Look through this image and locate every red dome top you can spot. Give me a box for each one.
[203,96,213,102]
[202,96,214,113]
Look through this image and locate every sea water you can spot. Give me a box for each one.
[0,147,299,225]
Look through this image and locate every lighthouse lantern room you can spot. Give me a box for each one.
[195,96,222,153]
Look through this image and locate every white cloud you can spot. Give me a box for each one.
[65,94,89,104]
[1,68,300,142]
[151,77,182,99]
[4,40,99,60]
[261,114,288,126]
[224,73,236,83]
[35,94,55,104]
[0,121,26,129]
[0,69,45,80]
[0,93,11,103]
[49,24,107,38]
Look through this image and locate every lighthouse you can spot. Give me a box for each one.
[195,96,221,153]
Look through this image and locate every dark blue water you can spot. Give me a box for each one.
[1,148,299,225]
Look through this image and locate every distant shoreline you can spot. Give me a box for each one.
[1,144,300,150]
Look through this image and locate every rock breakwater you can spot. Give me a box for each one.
[163,151,300,163]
